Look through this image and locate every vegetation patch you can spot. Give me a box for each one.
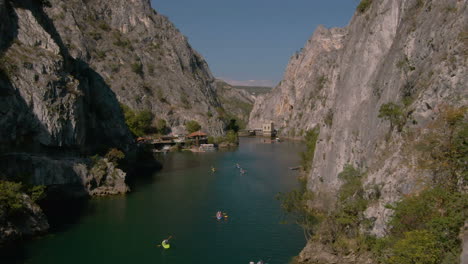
[185,120,201,133]
[300,128,320,172]
[131,62,143,76]
[104,148,125,166]
[378,102,408,133]
[0,181,45,216]
[357,0,373,13]
[359,106,466,263]
[120,104,154,137]
[324,109,334,127]
[208,130,238,145]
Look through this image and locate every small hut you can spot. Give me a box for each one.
[187,131,208,146]
[262,122,275,137]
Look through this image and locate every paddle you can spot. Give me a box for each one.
[156,235,173,247]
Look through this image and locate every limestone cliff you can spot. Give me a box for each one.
[249,0,467,262]
[44,0,227,135]
[0,0,134,241]
[214,80,254,129]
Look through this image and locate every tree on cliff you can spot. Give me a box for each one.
[185,120,201,133]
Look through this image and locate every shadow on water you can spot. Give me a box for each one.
[0,197,91,264]
[39,196,91,233]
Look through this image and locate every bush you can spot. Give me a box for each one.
[389,187,466,246]
[98,22,111,32]
[388,230,442,264]
[105,148,125,165]
[300,128,320,172]
[131,62,143,75]
[156,88,167,103]
[277,175,319,241]
[155,119,168,134]
[185,120,201,133]
[225,119,240,133]
[415,105,467,189]
[225,130,238,144]
[120,104,154,137]
[28,185,45,202]
[378,102,406,132]
[357,0,373,13]
[0,181,24,213]
[207,136,215,144]
[331,166,368,237]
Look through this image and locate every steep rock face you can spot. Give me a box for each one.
[214,80,254,128]
[249,0,466,262]
[0,0,133,240]
[44,0,226,135]
[0,0,132,190]
[0,0,133,154]
[249,26,346,136]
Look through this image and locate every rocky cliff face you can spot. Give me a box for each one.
[0,0,136,241]
[43,0,227,135]
[214,80,255,129]
[0,0,133,188]
[249,0,467,262]
[249,26,346,135]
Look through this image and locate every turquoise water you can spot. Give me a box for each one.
[5,137,305,264]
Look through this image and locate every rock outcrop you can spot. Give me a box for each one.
[43,0,228,135]
[0,193,49,245]
[249,0,467,262]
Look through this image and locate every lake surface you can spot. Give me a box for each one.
[4,137,306,264]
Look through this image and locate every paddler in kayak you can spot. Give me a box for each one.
[160,236,172,249]
[216,211,223,220]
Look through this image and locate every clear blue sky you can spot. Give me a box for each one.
[151,0,359,86]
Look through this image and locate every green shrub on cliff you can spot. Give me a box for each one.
[277,175,319,241]
[378,102,406,132]
[357,0,373,13]
[415,105,467,190]
[105,148,125,165]
[0,181,24,213]
[388,230,441,264]
[369,106,468,263]
[300,127,320,172]
[120,104,154,137]
[335,165,368,233]
[185,120,201,133]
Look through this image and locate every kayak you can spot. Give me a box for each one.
[216,213,228,220]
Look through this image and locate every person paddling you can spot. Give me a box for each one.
[161,236,172,249]
[216,211,223,219]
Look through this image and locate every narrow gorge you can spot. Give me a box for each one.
[0,0,466,263]
[249,0,467,263]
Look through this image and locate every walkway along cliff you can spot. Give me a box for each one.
[249,0,467,263]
